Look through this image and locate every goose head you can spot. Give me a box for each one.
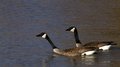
[36,32,47,39]
[66,26,76,32]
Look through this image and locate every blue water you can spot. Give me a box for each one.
[0,0,120,67]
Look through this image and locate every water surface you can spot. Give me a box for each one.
[0,0,120,67]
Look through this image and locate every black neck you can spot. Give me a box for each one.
[74,29,82,44]
[46,36,57,49]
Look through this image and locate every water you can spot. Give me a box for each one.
[0,0,120,67]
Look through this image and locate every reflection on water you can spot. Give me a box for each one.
[42,55,54,67]
[81,55,96,65]
[41,49,120,67]
[41,52,115,67]
[42,54,97,67]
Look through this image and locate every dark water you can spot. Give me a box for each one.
[0,0,120,67]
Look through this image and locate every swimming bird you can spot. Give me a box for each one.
[36,32,97,56]
[66,26,117,51]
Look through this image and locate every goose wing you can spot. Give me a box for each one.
[63,47,96,53]
[84,41,117,47]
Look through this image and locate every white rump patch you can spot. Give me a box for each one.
[42,34,47,38]
[70,28,75,32]
[81,50,96,56]
[99,45,111,51]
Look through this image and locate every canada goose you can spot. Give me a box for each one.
[36,32,97,56]
[66,26,82,47]
[66,26,117,51]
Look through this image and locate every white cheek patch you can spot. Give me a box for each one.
[99,45,111,51]
[42,34,47,38]
[70,28,75,32]
[81,51,96,56]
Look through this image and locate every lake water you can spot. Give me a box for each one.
[0,0,120,67]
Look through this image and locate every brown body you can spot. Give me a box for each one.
[84,41,116,48]
[53,47,96,56]
[36,32,96,57]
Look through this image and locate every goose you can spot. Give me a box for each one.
[66,26,117,51]
[36,32,97,56]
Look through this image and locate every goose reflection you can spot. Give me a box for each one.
[81,55,96,65]
[69,55,97,66]
[42,54,55,67]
